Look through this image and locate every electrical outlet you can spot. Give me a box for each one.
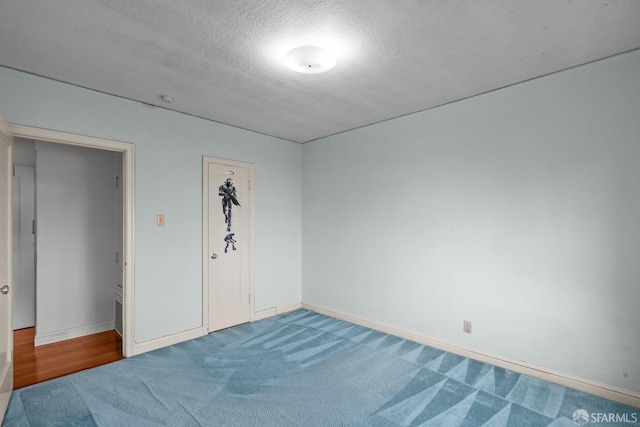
[157,214,165,226]
[463,320,472,334]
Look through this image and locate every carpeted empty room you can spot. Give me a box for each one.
[1,2,640,426]
[4,310,639,426]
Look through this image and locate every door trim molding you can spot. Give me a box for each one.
[8,124,135,357]
[202,156,255,332]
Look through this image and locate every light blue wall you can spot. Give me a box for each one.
[302,50,640,392]
[0,67,302,342]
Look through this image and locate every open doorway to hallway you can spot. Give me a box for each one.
[12,137,125,387]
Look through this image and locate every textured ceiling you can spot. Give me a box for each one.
[1,1,640,143]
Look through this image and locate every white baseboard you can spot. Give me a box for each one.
[253,302,302,321]
[130,326,208,356]
[302,302,640,409]
[130,304,303,357]
[35,321,115,346]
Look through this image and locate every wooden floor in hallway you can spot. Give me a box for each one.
[13,327,124,389]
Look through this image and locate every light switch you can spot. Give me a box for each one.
[157,214,165,226]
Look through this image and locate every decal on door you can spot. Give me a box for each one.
[219,177,240,251]
[224,233,237,253]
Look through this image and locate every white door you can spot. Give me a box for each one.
[0,116,14,422]
[204,157,253,331]
[12,165,35,330]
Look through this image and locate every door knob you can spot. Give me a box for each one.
[210,253,217,260]
[0,285,8,295]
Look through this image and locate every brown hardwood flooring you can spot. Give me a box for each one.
[13,327,124,389]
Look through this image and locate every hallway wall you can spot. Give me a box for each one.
[35,142,118,344]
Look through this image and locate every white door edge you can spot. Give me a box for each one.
[0,115,14,423]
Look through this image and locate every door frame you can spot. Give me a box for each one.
[202,156,255,331]
[9,124,135,357]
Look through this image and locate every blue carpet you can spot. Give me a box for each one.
[3,310,638,426]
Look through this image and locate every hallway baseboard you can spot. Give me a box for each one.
[34,321,115,347]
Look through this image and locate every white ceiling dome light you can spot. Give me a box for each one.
[284,46,337,74]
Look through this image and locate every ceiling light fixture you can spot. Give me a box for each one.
[284,46,337,74]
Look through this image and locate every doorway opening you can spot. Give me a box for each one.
[9,125,134,388]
